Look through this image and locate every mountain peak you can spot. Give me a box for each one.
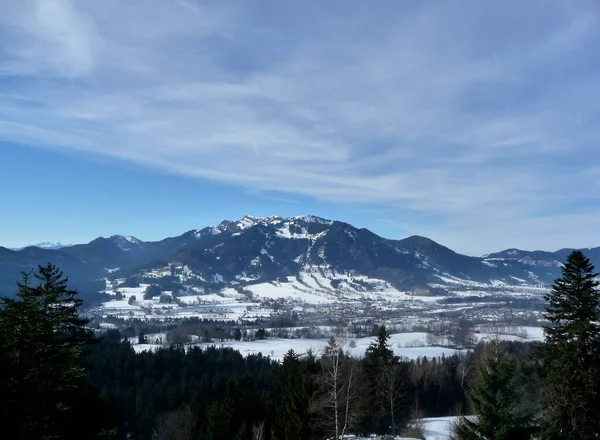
[9,241,72,251]
[108,235,143,251]
[291,215,334,225]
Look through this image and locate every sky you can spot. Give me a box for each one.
[1,0,599,255]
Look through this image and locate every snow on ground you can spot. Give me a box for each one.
[132,344,163,354]
[421,416,465,440]
[128,328,544,360]
[248,279,336,304]
[188,333,462,362]
[240,270,443,305]
[474,326,544,343]
[521,326,544,341]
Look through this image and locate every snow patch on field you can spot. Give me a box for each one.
[191,333,462,362]
[421,416,463,439]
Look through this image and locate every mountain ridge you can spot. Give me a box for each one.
[1,215,598,304]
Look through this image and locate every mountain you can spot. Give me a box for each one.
[1,215,598,304]
[0,245,105,304]
[485,246,600,270]
[10,241,73,251]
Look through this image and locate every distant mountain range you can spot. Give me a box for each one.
[1,215,598,304]
[10,241,73,251]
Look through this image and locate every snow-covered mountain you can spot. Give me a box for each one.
[108,235,145,252]
[1,215,598,299]
[10,241,73,251]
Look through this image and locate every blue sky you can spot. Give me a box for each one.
[1,0,599,255]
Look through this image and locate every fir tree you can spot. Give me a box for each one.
[359,325,407,435]
[365,325,394,366]
[451,340,535,440]
[541,250,600,439]
[202,401,231,440]
[275,349,313,440]
[0,264,98,439]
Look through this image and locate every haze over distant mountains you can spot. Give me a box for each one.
[10,242,73,251]
[1,215,598,304]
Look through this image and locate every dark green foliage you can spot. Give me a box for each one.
[159,293,172,303]
[143,284,161,300]
[255,328,267,340]
[122,277,140,288]
[202,401,231,440]
[86,340,278,440]
[275,350,315,440]
[0,263,110,439]
[365,325,395,366]
[357,325,410,435]
[452,340,535,440]
[234,327,242,341]
[541,250,600,439]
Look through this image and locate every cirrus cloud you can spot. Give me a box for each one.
[1,0,599,253]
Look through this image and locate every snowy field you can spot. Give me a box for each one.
[475,326,544,342]
[131,332,465,360]
[129,326,545,361]
[93,263,550,333]
[421,416,463,440]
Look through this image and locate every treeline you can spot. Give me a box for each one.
[1,249,599,439]
[86,326,546,439]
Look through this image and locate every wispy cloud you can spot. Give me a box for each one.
[1,0,599,253]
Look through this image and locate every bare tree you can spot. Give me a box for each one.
[381,363,405,436]
[409,361,424,413]
[340,359,360,440]
[320,337,359,440]
[153,406,195,440]
[456,353,472,391]
[252,420,266,440]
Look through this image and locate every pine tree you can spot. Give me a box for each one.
[541,250,600,439]
[202,401,231,440]
[359,325,407,435]
[451,340,535,440]
[275,349,312,440]
[365,325,394,366]
[0,264,97,439]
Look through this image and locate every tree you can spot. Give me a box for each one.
[202,401,231,440]
[541,250,600,439]
[159,293,172,304]
[255,328,266,340]
[365,325,394,366]
[234,328,242,341]
[128,295,137,305]
[276,349,313,440]
[0,264,100,439]
[144,284,161,300]
[317,337,359,440]
[153,405,195,440]
[451,340,535,440]
[359,325,407,435]
[453,318,476,348]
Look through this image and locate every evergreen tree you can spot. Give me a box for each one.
[541,250,600,439]
[0,263,100,439]
[359,325,407,435]
[451,340,535,440]
[275,349,313,440]
[365,325,394,366]
[202,401,231,440]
